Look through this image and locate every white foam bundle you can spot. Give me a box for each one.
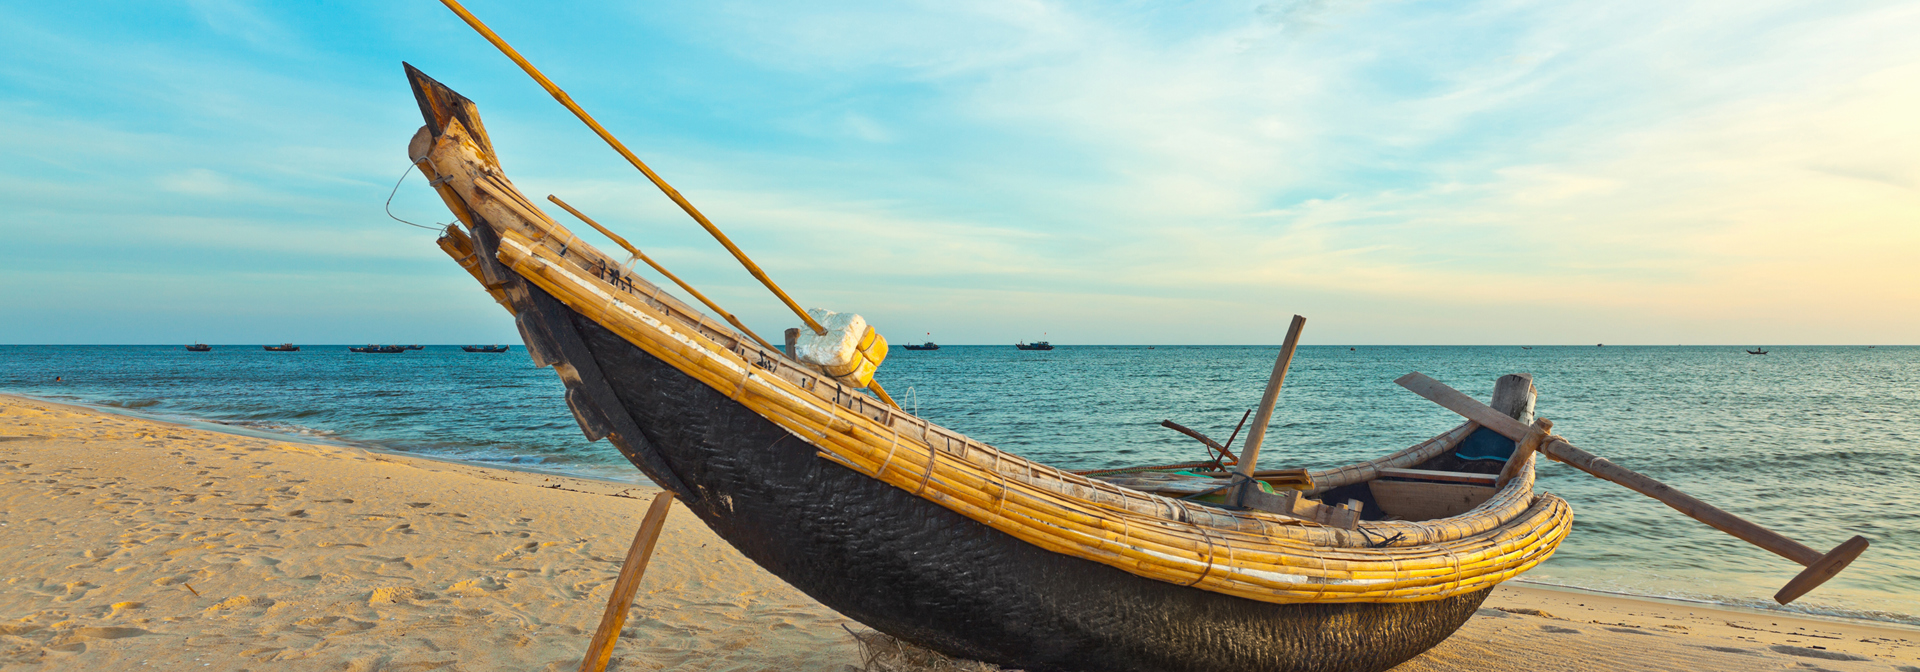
[795,308,889,388]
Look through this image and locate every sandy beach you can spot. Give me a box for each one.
[1,392,1913,672]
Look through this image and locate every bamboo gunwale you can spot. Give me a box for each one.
[415,111,1573,605]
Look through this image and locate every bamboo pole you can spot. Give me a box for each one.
[546,195,779,353]
[1394,372,1871,604]
[580,492,675,672]
[1233,315,1306,504]
[436,0,828,336]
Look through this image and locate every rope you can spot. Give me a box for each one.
[385,162,446,231]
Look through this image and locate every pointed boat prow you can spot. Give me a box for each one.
[1394,371,1871,604]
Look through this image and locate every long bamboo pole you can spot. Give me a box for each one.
[436,0,828,335]
[547,195,779,353]
[1394,371,1871,604]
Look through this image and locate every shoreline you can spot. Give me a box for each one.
[8,390,1909,628]
[2,392,1914,670]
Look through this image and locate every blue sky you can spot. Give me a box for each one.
[3,0,1916,345]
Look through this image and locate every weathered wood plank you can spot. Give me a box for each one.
[1377,467,1496,486]
[1368,480,1496,521]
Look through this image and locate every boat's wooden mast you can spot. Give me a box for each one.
[1233,315,1306,493]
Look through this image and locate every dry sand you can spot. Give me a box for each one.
[1,393,1914,671]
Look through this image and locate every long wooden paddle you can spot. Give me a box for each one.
[1396,372,1869,604]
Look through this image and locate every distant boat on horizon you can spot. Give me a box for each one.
[264,343,299,351]
[349,345,407,353]
[903,342,940,351]
[185,343,211,352]
[1016,341,1055,351]
[1747,348,1769,355]
[403,344,424,350]
[462,345,510,353]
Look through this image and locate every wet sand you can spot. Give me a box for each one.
[1,393,1913,671]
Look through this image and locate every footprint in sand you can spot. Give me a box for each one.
[205,595,275,612]
[1768,645,1869,662]
[368,586,435,605]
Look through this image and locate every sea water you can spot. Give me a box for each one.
[3,344,1915,624]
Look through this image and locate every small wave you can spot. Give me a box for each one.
[1513,579,1919,627]
[102,399,162,409]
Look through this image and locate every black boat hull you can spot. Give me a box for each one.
[521,279,1486,672]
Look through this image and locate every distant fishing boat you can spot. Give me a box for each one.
[1016,341,1054,351]
[1747,348,1769,355]
[404,344,424,350]
[349,345,406,353]
[1522,346,1532,350]
[463,344,510,353]
[185,343,211,352]
[902,333,939,350]
[264,343,299,352]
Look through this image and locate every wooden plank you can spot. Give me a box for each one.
[580,492,675,672]
[1377,467,1496,486]
[1368,480,1496,521]
[1395,372,1531,441]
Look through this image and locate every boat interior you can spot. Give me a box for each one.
[1086,422,1522,526]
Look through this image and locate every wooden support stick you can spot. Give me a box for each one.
[580,492,675,672]
[437,0,828,336]
[1234,315,1306,507]
[548,196,779,353]
[1394,372,1870,604]
[1494,418,1552,491]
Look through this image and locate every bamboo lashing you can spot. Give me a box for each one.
[580,492,675,672]
[1394,372,1871,604]
[1233,315,1307,505]
[546,195,779,353]
[435,0,828,336]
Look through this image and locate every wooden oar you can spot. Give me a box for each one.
[1232,315,1306,506]
[1395,372,1870,604]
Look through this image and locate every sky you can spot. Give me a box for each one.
[1,0,1916,345]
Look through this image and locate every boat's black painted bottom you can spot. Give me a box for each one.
[556,306,1487,672]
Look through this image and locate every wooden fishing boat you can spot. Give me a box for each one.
[1747,348,1768,355]
[902,342,939,351]
[185,343,211,352]
[401,28,1870,669]
[1016,340,1055,350]
[264,343,300,351]
[463,344,511,353]
[406,66,1569,672]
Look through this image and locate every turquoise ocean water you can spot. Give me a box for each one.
[3,344,1914,624]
